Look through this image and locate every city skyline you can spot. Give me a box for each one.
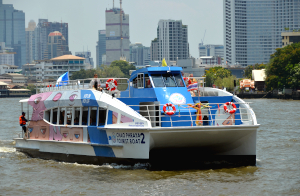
[4,0,223,65]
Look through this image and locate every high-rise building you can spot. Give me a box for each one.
[44,31,71,59]
[75,51,94,67]
[224,0,300,67]
[34,19,69,61]
[0,0,25,68]
[130,43,150,65]
[282,32,300,47]
[96,30,106,67]
[0,42,15,66]
[105,6,130,65]
[151,20,189,61]
[26,20,36,64]
[199,44,224,58]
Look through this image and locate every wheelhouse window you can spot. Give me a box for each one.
[162,73,177,87]
[137,73,144,88]
[145,74,152,88]
[173,73,185,87]
[151,72,184,87]
[132,73,144,89]
[151,74,165,87]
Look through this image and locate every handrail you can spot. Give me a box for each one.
[36,78,131,96]
[127,102,254,127]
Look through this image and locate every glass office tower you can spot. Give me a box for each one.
[0,0,26,68]
[224,0,300,67]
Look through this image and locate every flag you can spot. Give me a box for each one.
[56,71,69,86]
[162,58,167,67]
[187,82,198,91]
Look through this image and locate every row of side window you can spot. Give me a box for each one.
[44,107,107,126]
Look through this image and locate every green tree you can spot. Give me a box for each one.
[99,65,125,78]
[204,67,231,86]
[244,63,266,79]
[27,84,36,94]
[290,63,300,89]
[265,42,300,90]
[110,60,136,78]
[70,69,98,80]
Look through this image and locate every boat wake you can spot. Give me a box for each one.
[0,147,16,153]
[58,161,150,170]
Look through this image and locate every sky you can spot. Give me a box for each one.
[4,0,223,65]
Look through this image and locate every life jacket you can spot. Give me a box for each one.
[19,115,26,126]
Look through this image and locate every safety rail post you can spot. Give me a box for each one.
[188,106,193,126]
[147,105,151,122]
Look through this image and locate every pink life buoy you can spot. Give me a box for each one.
[163,103,176,115]
[106,78,118,91]
[223,102,237,114]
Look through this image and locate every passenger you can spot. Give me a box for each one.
[82,118,87,125]
[203,115,209,126]
[59,110,65,125]
[19,112,29,139]
[90,73,102,91]
[189,74,197,83]
[90,117,96,126]
[74,118,79,125]
[98,117,105,126]
[189,74,198,96]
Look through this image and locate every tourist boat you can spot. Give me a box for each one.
[14,66,259,168]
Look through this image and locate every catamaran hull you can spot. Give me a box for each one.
[14,125,258,168]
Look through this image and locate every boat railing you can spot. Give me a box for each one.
[130,102,255,127]
[36,78,131,97]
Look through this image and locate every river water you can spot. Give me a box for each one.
[0,98,299,195]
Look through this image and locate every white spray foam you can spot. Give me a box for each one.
[0,147,16,153]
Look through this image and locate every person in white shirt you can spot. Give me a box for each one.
[90,74,103,91]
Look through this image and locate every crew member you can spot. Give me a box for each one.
[90,73,103,91]
[19,112,28,137]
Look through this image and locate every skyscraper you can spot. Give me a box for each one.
[151,20,189,61]
[96,30,106,67]
[26,20,36,64]
[75,51,94,67]
[44,31,71,59]
[130,43,150,65]
[105,5,130,65]
[0,0,25,68]
[34,19,69,60]
[224,0,300,67]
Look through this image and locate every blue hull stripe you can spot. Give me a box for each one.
[92,146,115,157]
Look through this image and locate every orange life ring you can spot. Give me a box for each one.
[183,77,191,85]
[106,78,118,91]
[224,102,237,114]
[163,103,176,115]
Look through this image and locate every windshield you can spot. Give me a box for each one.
[151,73,184,87]
[173,73,185,87]
[151,74,165,87]
[162,73,177,87]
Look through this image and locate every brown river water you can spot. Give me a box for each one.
[0,98,299,195]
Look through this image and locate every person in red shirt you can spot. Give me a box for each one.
[19,112,28,138]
